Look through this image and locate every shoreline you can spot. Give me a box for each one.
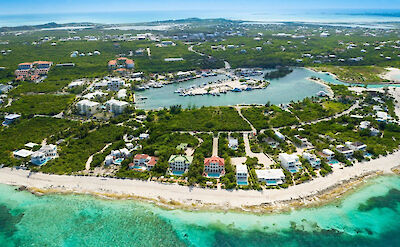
[1,149,399,213]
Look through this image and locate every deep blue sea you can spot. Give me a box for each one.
[1,9,400,27]
[0,175,400,246]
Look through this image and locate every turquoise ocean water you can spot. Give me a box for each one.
[0,175,399,246]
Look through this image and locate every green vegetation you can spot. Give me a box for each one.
[4,94,75,116]
[264,67,293,79]
[150,106,251,132]
[0,117,77,166]
[314,66,388,84]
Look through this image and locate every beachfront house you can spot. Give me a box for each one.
[228,138,239,150]
[13,149,33,159]
[322,149,335,161]
[31,144,58,166]
[346,142,367,152]
[104,148,131,166]
[203,156,225,178]
[279,153,302,173]
[76,100,100,116]
[302,152,321,168]
[168,155,193,175]
[336,145,354,159]
[131,154,158,170]
[255,169,285,185]
[236,164,248,185]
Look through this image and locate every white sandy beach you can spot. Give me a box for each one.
[381,67,400,82]
[0,151,398,210]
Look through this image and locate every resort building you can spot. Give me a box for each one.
[108,57,134,70]
[322,149,335,161]
[2,114,21,126]
[203,156,225,178]
[279,153,302,173]
[107,78,125,91]
[131,154,158,170]
[228,138,239,150]
[255,169,285,185]
[76,100,100,116]
[15,61,53,81]
[105,99,129,114]
[346,142,367,152]
[168,155,193,174]
[236,164,248,185]
[302,152,321,168]
[31,144,58,166]
[336,145,354,158]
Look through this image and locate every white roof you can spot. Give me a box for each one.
[5,114,21,120]
[25,142,39,148]
[236,164,248,173]
[77,100,99,107]
[13,149,33,158]
[106,99,129,107]
[255,169,285,180]
[83,91,107,99]
[279,153,298,162]
[323,149,334,155]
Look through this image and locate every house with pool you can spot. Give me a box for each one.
[203,156,225,178]
[302,152,321,168]
[168,155,193,176]
[236,164,248,185]
[31,144,58,166]
[255,169,285,185]
[130,154,158,171]
[104,148,131,166]
[279,153,302,173]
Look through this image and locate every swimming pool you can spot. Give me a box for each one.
[113,158,124,165]
[172,170,185,176]
[207,173,221,178]
[237,181,248,186]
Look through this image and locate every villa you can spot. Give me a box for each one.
[255,169,285,185]
[274,131,285,141]
[31,144,58,166]
[168,155,193,175]
[279,153,302,173]
[336,145,354,158]
[236,164,248,185]
[104,148,131,166]
[302,152,321,168]
[105,99,129,114]
[203,156,225,178]
[346,142,367,152]
[130,154,158,170]
[108,57,134,70]
[228,138,239,150]
[294,135,311,147]
[263,137,278,148]
[15,61,53,81]
[322,149,335,161]
[2,114,21,126]
[76,100,100,116]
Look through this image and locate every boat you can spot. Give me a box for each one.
[232,88,242,92]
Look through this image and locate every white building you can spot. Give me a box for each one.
[279,153,302,173]
[76,100,100,115]
[168,155,193,173]
[139,133,149,139]
[105,99,129,114]
[31,145,57,165]
[228,138,238,150]
[107,78,125,91]
[117,89,127,99]
[13,149,33,159]
[236,164,248,185]
[302,152,321,168]
[336,145,354,158]
[346,142,367,152]
[255,169,285,185]
[274,131,285,141]
[322,149,335,161]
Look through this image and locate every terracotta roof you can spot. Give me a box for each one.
[125,59,134,64]
[33,61,52,65]
[18,62,32,66]
[134,154,150,160]
[108,60,117,65]
[147,157,159,166]
[204,156,225,166]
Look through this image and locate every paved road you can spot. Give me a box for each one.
[212,137,219,157]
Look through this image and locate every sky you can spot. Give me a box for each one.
[0,0,399,15]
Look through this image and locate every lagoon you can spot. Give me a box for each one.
[135,68,342,110]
